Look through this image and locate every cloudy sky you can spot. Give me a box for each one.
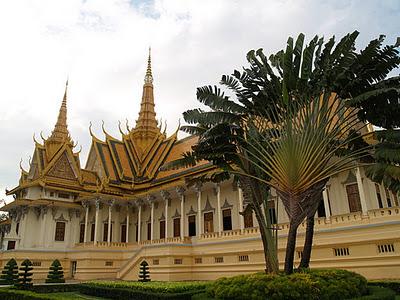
[0,0,399,203]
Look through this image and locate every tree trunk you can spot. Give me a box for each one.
[284,221,300,274]
[240,176,279,273]
[253,201,278,273]
[298,214,315,269]
[299,183,327,269]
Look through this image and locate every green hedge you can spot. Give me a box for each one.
[79,284,204,300]
[369,281,400,295]
[206,269,368,300]
[0,288,55,300]
[30,284,79,294]
[351,286,395,300]
[83,280,209,293]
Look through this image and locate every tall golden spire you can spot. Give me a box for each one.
[48,80,71,143]
[134,48,158,133]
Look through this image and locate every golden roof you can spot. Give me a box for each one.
[6,53,213,203]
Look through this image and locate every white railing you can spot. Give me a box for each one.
[74,241,137,248]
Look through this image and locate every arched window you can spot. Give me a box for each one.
[55,222,65,241]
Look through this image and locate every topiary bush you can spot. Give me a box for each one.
[206,269,368,300]
[138,260,150,282]
[0,258,19,285]
[45,259,65,283]
[15,259,33,289]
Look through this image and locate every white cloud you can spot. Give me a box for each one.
[0,0,399,203]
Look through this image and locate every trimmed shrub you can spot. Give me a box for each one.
[79,284,203,300]
[207,269,368,300]
[369,281,400,295]
[0,258,19,285]
[83,280,209,293]
[15,259,33,289]
[139,260,150,282]
[45,259,65,283]
[0,288,55,299]
[31,283,79,294]
[352,286,395,300]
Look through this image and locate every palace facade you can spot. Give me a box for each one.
[0,53,399,281]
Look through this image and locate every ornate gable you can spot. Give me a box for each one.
[47,151,77,180]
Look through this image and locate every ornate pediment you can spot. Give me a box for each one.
[47,152,77,180]
[202,196,215,213]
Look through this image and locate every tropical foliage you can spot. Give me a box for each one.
[165,31,400,274]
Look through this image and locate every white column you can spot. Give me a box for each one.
[161,190,171,240]
[176,187,186,239]
[126,206,130,243]
[151,201,155,240]
[322,188,331,220]
[165,199,169,239]
[216,184,222,233]
[83,202,89,243]
[94,199,100,245]
[356,167,368,215]
[195,183,202,236]
[107,200,114,245]
[40,206,48,247]
[137,204,142,242]
[238,185,244,231]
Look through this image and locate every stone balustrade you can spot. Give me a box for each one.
[74,241,137,249]
[138,236,191,246]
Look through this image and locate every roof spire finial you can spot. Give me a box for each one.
[48,79,71,143]
[144,47,153,84]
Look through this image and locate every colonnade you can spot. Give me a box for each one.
[80,183,247,245]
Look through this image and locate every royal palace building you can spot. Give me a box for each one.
[0,53,399,281]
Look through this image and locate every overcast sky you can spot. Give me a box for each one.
[0,0,399,203]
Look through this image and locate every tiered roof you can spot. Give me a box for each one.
[5,51,211,204]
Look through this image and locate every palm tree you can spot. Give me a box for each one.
[240,96,371,274]
[366,129,400,196]
[164,31,400,274]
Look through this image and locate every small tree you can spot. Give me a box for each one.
[16,259,33,289]
[138,260,150,282]
[45,259,65,283]
[0,258,18,285]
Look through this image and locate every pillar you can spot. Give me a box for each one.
[94,199,100,245]
[165,199,169,239]
[176,187,186,239]
[195,183,202,236]
[107,200,114,245]
[215,184,222,233]
[151,201,155,240]
[83,201,89,243]
[356,167,368,215]
[322,188,331,220]
[138,204,142,242]
[40,206,48,247]
[126,205,130,243]
[161,190,171,239]
[237,184,244,231]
